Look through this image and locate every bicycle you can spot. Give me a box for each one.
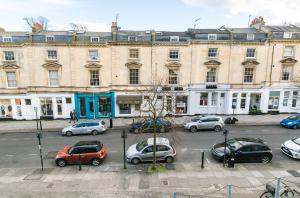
[260,181,295,198]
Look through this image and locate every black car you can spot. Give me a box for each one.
[130,118,172,133]
[211,138,273,163]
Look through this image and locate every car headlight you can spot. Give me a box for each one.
[287,122,293,125]
[289,148,300,153]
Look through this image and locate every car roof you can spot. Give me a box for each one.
[74,140,102,147]
[147,137,170,145]
[201,116,222,119]
[233,137,265,145]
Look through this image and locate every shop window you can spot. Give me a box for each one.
[211,93,217,106]
[79,97,86,116]
[25,99,31,105]
[119,104,131,114]
[56,97,62,115]
[240,93,247,109]
[66,97,72,104]
[135,104,140,111]
[200,93,208,106]
[176,96,187,114]
[283,91,290,107]
[40,97,53,116]
[292,91,298,107]
[166,96,172,112]
[232,93,238,109]
[98,97,111,116]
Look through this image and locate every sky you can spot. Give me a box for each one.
[0,0,299,32]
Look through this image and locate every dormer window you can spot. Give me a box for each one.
[91,37,99,42]
[170,36,179,42]
[208,34,217,40]
[247,34,255,40]
[4,51,15,61]
[283,32,292,39]
[46,36,55,41]
[128,36,137,41]
[2,37,12,42]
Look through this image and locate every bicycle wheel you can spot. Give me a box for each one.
[280,190,294,197]
[260,192,273,198]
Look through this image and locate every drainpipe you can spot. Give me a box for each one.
[269,44,276,86]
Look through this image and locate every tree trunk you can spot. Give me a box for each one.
[152,117,157,170]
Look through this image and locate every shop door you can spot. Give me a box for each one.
[98,97,111,117]
[268,97,279,110]
[218,93,226,114]
[87,97,95,119]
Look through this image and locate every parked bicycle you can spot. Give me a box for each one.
[260,181,294,198]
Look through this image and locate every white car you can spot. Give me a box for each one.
[281,137,300,159]
[184,116,224,132]
[62,121,107,136]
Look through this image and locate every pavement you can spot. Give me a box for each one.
[0,162,300,198]
[0,114,291,134]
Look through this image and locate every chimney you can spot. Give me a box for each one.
[111,21,118,41]
[32,22,43,33]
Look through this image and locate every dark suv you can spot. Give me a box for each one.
[55,140,107,167]
[211,137,273,163]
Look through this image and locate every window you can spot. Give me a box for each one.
[47,50,57,60]
[246,48,256,59]
[208,48,218,58]
[283,32,292,39]
[283,91,290,106]
[284,46,294,57]
[206,68,216,83]
[6,72,17,87]
[56,97,62,115]
[129,49,139,59]
[66,97,72,104]
[200,93,208,106]
[91,37,99,42]
[244,68,254,83]
[49,70,59,86]
[88,50,99,60]
[135,104,140,111]
[46,36,54,41]
[240,93,247,109]
[211,92,217,106]
[170,36,179,42]
[40,97,53,116]
[169,69,178,84]
[129,69,139,84]
[119,104,131,114]
[157,145,170,151]
[169,50,179,60]
[25,99,31,105]
[167,96,172,112]
[4,51,14,61]
[90,70,99,86]
[281,66,292,81]
[247,34,255,40]
[292,91,298,107]
[2,37,12,42]
[143,146,153,153]
[232,93,238,109]
[208,34,217,40]
[128,36,137,41]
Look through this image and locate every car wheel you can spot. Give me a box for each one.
[261,155,271,164]
[131,158,141,165]
[165,156,174,163]
[91,158,101,166]
[214,125,222,132]
[190,126,197,133]
[66,131,72,137]
[293,125,298,129]
[56,159,67,167]
[91,130,98,136]
[260,191,273,198]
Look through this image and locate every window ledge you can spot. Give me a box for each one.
[46,59,58,62]
[168,59,179,62]
[2,60,16,63]
[87,59,100,62]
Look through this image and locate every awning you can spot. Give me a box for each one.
[116,95,142,104]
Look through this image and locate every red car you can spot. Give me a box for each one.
[55,140,107,167]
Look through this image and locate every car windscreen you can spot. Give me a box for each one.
[288,115,300,120]
[136,140,148,151]
[227,139,242,151]
[292,137,300,145]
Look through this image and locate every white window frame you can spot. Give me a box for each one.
[128,36,137,41]
[208,48,218,58]
[206,68,216,83]
[4,51,15,61]
[244,68,254,83]
[200,92,208,106]
[283,32,292,39]
[281,66,292,81]
[90,37,100,42]
[170,36,179,42]
[129,49,139,59]
[6,71,17,88]
[129,69,139,85]
[88,50,99,61]
[46,35,55,41]
[246,48,256,59]
[208,34,217,40]
[169,49,179,60]
[90,70,100,87]
[283,46,294,57]
[169,69,178,84]
[240,93,247,109]
[49,70,59,87]
[211,92,217,106]
[283,91,290,107]
[2,37,12,42]
[47,50,57,60]
[246,34,255,40]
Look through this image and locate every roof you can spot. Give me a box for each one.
[74,140,102,147]
[226,28,264,34]
[264,25,300,32]
[187,28,229,34]
[147,137,170,145]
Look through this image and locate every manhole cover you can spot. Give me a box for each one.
[46,151,57,159]
[287,170,300,177]
[162,180,169,186]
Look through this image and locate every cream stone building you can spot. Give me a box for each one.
[0,18,299,120]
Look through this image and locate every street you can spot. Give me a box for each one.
[0,125,299,169]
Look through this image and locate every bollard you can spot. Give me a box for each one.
[109,113,113,128]
[201,151,204,168]
[275,177,280,198]
[78,154,82,171]
[173,192,176,198]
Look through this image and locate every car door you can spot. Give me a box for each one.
[68,147,85,164]
[198,118,210,129]
[83,146,97,164]
[234,145,256,163]
[141,146,153,161]
[252,145,269,162]
[72,123,85,135]
[156,145,170,160]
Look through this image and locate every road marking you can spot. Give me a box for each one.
[5,154,14,157]
[206,158,210,164]
[28,154,38,156]
[109,150,118,153]
[191,148,210,151]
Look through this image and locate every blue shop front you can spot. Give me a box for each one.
[75,92,115,119]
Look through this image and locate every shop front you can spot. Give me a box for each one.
[75,92,115,119]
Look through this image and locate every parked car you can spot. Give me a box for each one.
[211,137,273,163]
[190,115,206,122]
[280,115,300,129]
[183,116,224,132]
[126,137,176,164]
[129,118,172,133]
[281,137,300,159]
[62,121,107,136]
[55,140,107,167]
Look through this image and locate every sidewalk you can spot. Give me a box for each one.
[0,162,300,198]
[0,114,291,134]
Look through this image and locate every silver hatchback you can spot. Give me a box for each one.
[62,121,107,136]
[184,116,224,132]
[126,137,176,164]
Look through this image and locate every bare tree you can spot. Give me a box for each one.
[23,16,49,31]
[69,23,88,33]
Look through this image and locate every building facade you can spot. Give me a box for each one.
[0,17,299,120]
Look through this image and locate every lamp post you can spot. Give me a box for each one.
[223,129,228,167]
[34,107,44,171]
[121,130,127,169]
